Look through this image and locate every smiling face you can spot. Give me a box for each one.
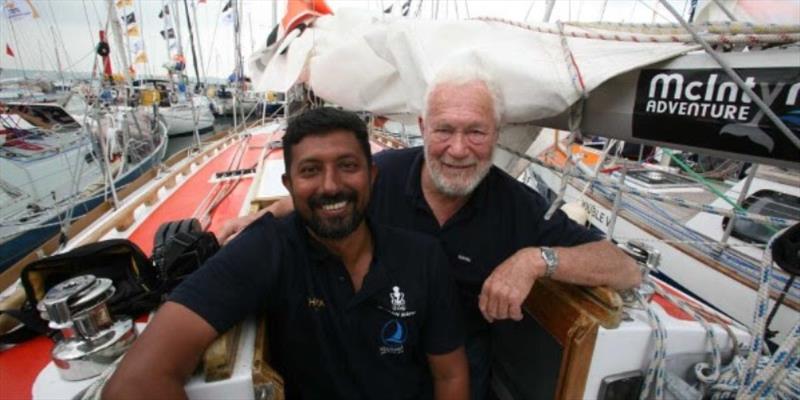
[283,130,376,240]
[421,80,498,197]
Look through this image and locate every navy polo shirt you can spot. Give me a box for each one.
[170,212,463,400]
[369,147,603,335]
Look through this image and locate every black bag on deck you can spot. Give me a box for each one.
[0,240,161,344]
[1,218,220,345]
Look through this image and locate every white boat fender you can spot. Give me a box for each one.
[560,201,588,227]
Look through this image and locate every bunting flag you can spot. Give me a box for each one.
[400,0,411,16]
[127,25,140,36]
[116,0,134,8]
[3,0,39,21]
[123,12,136,25]
[133,52,148,64]
[220,0,234,25]
[158,5,169,18]
[160,28,176,39]
[5,44,14,57]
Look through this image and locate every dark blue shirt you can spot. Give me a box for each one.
[369,147,603,334]
[170,213,463,399]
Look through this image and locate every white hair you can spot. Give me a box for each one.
[422,64,505,127]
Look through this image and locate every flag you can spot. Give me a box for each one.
[158,5,169,18]
[401,0,411,16]
[126,25,140,36]
[160,28,176,39]
[133,52,148,64]
[5,44,14,57]
[3,0,39,21]
[122,12,136,25]
[115,0,133,8]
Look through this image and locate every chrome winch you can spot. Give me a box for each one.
[37,274,137,381]
[619,240,661,305]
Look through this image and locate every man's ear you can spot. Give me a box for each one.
[281,173,291,193]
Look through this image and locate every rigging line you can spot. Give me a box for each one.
[203,0,223,80]
[659,0,800,152]
[635,0,674,24]
[136,0,151,77]
[524,1,535,22]
[81,0,97,58]
[31,5,59,72]
[46,0,74,74]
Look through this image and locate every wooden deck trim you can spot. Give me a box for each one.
[524,280,622,399]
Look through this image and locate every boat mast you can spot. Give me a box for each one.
[106,0,131,81]
[189,0,206,85]
[171,0,201,147]
[7,21,28,79]
[182,0,202,89]
[232,0,244,130]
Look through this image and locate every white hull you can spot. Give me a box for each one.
[153,96,215,136]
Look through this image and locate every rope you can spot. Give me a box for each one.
[474,17,800,45]
[654,285,724,386]
[638,291,669,400]
[690,228,800,399]
[564,21,800,36]
[543,21,586,221]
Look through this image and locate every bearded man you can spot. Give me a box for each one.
[220,66,641,399]
[104,107,469,400]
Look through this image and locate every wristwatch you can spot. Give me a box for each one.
[540,247,559,278]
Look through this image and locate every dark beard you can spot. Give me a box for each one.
[304,191,364,240]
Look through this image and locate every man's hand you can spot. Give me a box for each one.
[218,214,257,244]
[218,197,294,244]
[478,248,542,323]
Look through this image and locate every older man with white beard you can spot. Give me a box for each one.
[219,65,641,399]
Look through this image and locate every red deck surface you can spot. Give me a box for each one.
[0,131,280,400]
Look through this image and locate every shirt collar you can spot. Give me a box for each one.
[292,213,391,303]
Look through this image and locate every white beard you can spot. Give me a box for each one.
[424,148,493,197]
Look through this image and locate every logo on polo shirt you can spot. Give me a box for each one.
[307,296,326,310]
[390,286,406,312]
[379,319,407,355]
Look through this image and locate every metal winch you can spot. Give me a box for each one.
[37,274,137,381]
[619,240,661,305]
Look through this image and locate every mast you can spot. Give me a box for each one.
[51,27,65,82]
[232,0,244,129]
[182,0,202,87]
[8,21,28,79]
[190,0,206,84]
[106,0,131,80]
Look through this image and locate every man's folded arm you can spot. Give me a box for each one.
[102,302,219,400]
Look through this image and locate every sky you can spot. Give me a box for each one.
[1,0,796,81]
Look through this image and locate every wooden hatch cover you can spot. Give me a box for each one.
[525,279,622,399]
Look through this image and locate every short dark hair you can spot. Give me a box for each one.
[283,107,371,174]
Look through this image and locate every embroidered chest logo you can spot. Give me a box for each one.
[307,296,326,310]
[379,319,407,355]
[390,286,406,312]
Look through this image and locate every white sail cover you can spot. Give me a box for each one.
[248,8,697,122]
